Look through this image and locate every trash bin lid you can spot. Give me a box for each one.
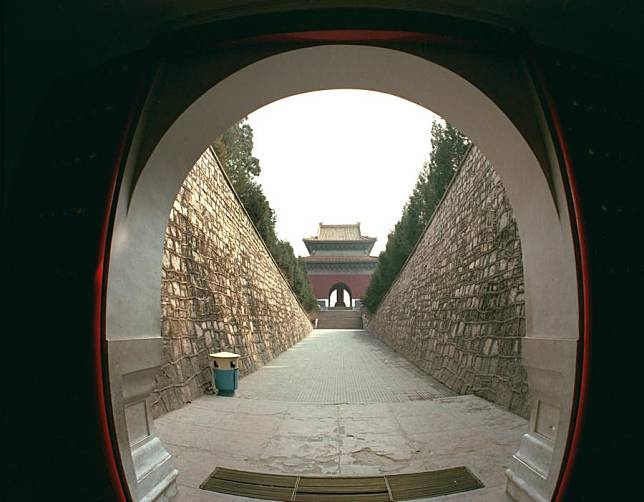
[209,351,241,359]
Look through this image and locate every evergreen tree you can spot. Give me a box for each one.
[362,121,470,313]
[213,118,318,313]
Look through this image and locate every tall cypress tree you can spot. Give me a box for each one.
[213,119,318,312]
[363,121,470,313]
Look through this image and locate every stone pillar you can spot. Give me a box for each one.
[107,337,178,502]
[505,337,577,502]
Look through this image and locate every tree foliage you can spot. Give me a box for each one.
[213,119,318,313]
[362,121,470,313]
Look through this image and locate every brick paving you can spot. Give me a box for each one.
[237,329,453,403]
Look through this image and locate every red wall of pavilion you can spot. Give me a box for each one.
[308,274,373,300]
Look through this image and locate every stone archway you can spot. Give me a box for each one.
[106,44,580,501]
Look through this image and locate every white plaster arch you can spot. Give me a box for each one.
[107,45,579,501]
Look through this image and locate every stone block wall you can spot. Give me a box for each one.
[151,148,312,418]
[368,146,529,417]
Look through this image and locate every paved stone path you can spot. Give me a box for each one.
[237,329,453,403]
[155,330,526,501]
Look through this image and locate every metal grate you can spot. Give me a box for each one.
[200,466,484,501]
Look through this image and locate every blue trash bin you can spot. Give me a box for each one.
[210,352,241,397]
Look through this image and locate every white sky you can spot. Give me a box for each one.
[248,89,441,257]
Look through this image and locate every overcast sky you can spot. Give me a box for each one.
[248,90,441,257]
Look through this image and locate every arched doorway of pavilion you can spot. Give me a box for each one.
[328,282,352,308]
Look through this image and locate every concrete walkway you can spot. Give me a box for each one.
[155,330,527,501]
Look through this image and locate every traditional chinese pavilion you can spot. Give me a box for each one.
[302,223,378,309]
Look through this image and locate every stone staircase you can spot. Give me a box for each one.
[316,309,363,329]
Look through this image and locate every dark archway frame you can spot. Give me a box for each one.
[98,35,589,502]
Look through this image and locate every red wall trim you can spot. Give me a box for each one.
[93,67,154,501]
[531,59,592,501]
[93,134,131,502]
[221,29,482,49]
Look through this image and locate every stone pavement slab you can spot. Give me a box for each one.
[155,329,526,501]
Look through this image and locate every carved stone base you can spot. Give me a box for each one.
[506,464,549,502]
[133,436,178,501]
[505,337,577,501]
[108,337,178,501]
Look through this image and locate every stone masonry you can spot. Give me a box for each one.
[151,148,312,418]
[368,146,529,417]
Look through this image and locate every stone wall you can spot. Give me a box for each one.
[151,148,312,418]
[368,146,529,417]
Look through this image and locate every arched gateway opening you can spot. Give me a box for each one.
[106,44,581,501]
[329,283,352,308]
